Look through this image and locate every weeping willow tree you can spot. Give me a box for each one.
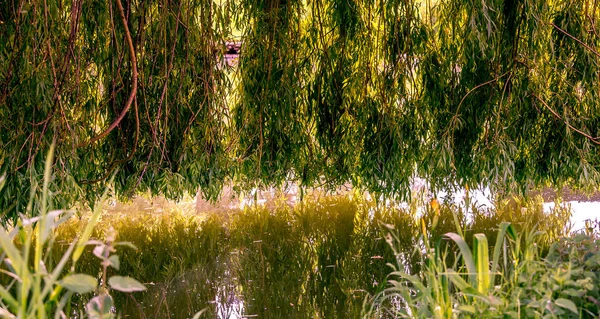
[1,0,599,220]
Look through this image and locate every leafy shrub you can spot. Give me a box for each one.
[365,217,600,318]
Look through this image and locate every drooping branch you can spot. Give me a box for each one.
[532,93,600,146]
[551,22,600,59]
[77,0,138,148]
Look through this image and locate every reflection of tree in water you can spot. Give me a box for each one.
[232,208,312,318]
[307,200,357,318]
[114,258,236,318]
[215,259,244,319]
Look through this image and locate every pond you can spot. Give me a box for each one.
[63,193,575,318]
[108,198,392,318]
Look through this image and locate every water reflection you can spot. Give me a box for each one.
[112,199,396,318]
[102,195,571,318]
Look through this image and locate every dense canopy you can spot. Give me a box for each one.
[1,0,599,218]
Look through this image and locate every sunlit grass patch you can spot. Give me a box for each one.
[37,190,583,318]
[53,195,228,283]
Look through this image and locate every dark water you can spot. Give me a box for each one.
[111,202,404,319]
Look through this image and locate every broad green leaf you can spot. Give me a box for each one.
[61,274,98,294]
[93,244,107,259]
[444,233,476,286]
[555,298,578,314]
[108,276,146,292]
[108,255,120,270]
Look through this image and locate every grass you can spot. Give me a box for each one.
[0,146,147,319]
[2,168,589,318]
[365,206,599,318]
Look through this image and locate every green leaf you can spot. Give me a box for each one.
[108,255,120,270]
[457,305,476,314]
[74,180,114,263]
[474,233,490,293]
[555,298,578,314]
[446,269,471,291]
[191,309,208,319]
[108,276,146,292]
[86,294,114,319]
[0,308,15,319]
[114,241,137,250]
[0,230,24,275]
[491,222,515,285]
[61,274,98,294]
[444,232,476,286]
[0,285,19,312]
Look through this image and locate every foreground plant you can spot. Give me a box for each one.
[0,147,146,318]
[365,216,600,318]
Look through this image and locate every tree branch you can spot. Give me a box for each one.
[551,22,600,58]
[77,0,138,148]
[532,93,600,146]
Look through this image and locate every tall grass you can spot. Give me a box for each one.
[29,188,578,318]
[365,209,599,318]
[0,146,146,318]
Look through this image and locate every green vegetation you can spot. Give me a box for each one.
[2,0,600,219]
[20,190,584,318]
[366,219,600,318]
[2,0,600,317]
[0,149,147,318]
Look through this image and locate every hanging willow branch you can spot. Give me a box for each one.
[1,0,600,220]
[77,0,138,148]
[551,22,600,58]
[532,93,600,146]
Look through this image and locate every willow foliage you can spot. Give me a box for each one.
[1,0,599,219]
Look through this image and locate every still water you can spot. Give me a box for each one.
[96,191,585,318]
[112,205,393,319]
